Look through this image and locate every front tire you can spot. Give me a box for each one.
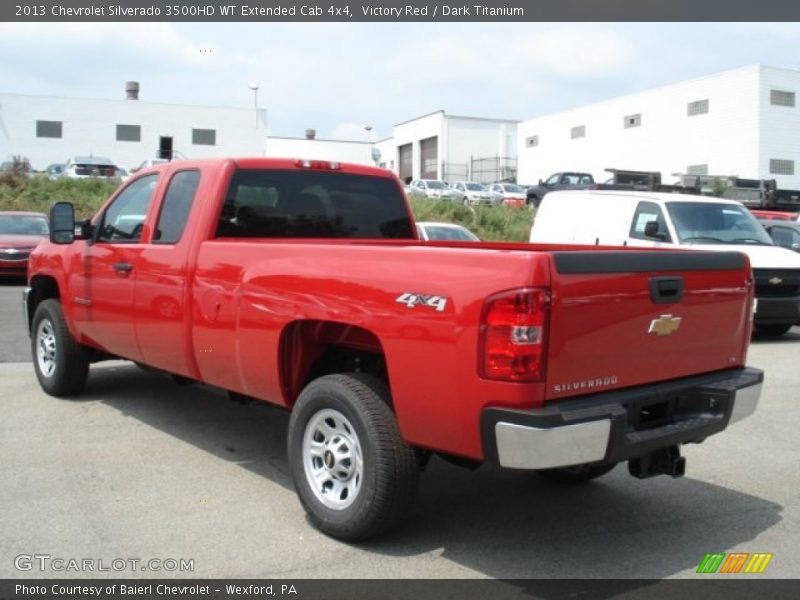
[287,373,419,542]
[31,299,89,397]
[755,323,793,337]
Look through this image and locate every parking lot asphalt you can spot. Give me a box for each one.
[1,282,798,579]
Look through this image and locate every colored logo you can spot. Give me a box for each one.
[696,552,773,574]
[648,314,682,336]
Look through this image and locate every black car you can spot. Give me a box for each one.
[759,219,800,252]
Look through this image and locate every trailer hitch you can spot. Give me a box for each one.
[628,445,686,479]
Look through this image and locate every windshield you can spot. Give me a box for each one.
[0,215,49,235]
[465,183,484,191]
[422,225,479,241]
[666,202,773,245]
[425,180,447,190]
[503,184,524,193]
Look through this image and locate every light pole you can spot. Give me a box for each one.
[248,81,259,129]
[364,125,380,166]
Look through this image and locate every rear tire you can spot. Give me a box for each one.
[31,299,89,397]
[755,324,793,336]
[287,373,419,541]
[535,462,617,483]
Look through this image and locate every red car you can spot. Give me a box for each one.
[750,209,799,221]
[0,211,49,277]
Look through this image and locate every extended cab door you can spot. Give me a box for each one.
[133,169,202,376]
[71,174,159,360]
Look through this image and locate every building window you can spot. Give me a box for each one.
[192,128,216,146]
[116,124,141,142]
[687,164,708,176]
[36,120,62,138]
[526,135,539,147]
[687,99,709,116]
[623,113,641,128]
[770,159,795,175]
[570,125,586,139]
[770,90,795,107]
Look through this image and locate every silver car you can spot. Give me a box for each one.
[450,181,497,206]
[416,222,480,241]
[407,179,460,201]
[62,156,120,179]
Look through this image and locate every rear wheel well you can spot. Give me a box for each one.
[280,321,389,408]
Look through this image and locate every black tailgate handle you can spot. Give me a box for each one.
[650,276,684,304]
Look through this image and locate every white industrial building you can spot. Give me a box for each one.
[374,110,519,183]
[0,83,268,171]
[265,132,375,165]
[517,65,800,190]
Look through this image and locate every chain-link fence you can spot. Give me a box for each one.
[470,155,517,184]
[441,161,468,183]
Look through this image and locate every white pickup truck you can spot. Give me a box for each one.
[530,190,800,336]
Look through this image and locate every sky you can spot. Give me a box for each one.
[1,22,799,141]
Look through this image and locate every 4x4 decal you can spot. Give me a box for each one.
[395,292,448,312]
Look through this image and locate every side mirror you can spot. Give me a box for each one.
[644,220,668,241]
[538,179,543,185]
[49,202,75,244]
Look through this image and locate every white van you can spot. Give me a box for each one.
[530,190,800,336]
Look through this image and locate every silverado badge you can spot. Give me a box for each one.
[648,314,682,336]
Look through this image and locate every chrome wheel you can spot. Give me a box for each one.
[36,318,57,378]
[302,408,363,510]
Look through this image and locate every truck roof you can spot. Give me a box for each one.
[551,189,746,206]
[138,157,396,179]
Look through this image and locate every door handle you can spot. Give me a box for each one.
[649,276,683,304]
[113,262,133,275]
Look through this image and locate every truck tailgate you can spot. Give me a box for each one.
[545,251,752,401]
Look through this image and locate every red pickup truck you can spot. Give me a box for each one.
[25,158,763,541]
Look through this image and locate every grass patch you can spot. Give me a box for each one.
[0,176,120,219]
[409,198,533,242]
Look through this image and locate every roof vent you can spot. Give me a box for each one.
[125,81,140,100]
[305,128,316,140]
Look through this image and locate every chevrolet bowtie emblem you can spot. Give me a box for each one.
[769,277,783,285]
[5,248,20,254]
[648,314,682,336]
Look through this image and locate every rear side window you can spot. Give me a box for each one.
[216,169,414,239]
[154,170,201,244]
[630,201,671,242]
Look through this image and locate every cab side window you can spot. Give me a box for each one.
[630,201,671,242]
[153,170,201,244]
[97,175,158,243]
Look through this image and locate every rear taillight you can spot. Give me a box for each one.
[480,288,549,382]
[295,159,341,170]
